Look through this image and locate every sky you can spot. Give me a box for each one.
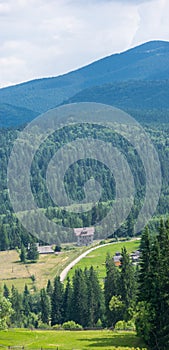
[0,0,169,88]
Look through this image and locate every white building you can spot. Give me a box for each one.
[74,227,95,246]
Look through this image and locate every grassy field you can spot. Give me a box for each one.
[67,239,140,283]
[0,329,147,349]
[0,239,140,291]
[0,245,91,291]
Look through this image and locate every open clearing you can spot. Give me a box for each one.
[0,246,90,291]
[0,329,147,349]
[0,239,140,291]
[67,239,140,283]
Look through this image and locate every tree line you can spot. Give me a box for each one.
[0,122,169,248]
[1,217,169,349]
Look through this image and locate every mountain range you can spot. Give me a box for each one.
[0,40,169,126]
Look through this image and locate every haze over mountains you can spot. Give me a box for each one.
[0,40,169,127]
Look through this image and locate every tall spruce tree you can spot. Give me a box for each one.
[46,279,53,298]
[10,285,23,327]
[20,244,26,263]
[51,276,64,326]
[104,253,120,326]
[71,268,88,327]
[136,219,169,350]
[40,288,51,325]
[120,247,136,321]
[3,284,10,299]
[138,227,151,302]
[27,242,39,261]
[85,266,104,327]
[0,225,9,251]
[23,284,30,317]
[63,277,73,323]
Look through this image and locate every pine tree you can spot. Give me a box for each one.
[20,244,26,263]
[23,284,30,318]
[27,242,39,261]
[40,288,51,324]
[0,291,13,330]
[46,279,53,298]
[138,227,151,302]
[120,247,136,321]
[71,268,88,327]
[86,266,104,327]
[63,277,73,322]
[156,221,169,349]
[3,284,10,299]
[51,276,64,326]
[10,285,23,326]
[136,220,169,350]
[104,253,120,326]
[0,225,9,251]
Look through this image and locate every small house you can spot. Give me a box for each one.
[36,243,55,254]
[74,227,94,246]
[131,250,140,265]
[113,252,122,267]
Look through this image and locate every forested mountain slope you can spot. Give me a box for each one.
[0,40,169,126]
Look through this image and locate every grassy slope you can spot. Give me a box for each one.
[0,239,140,291]
[67,240,140,283]
[0,246,90,291]
[0,329,147,349]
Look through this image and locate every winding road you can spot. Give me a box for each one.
[60,238,141,282]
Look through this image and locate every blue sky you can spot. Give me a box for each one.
[0,0,168,88]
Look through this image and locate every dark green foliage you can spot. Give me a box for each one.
[120,247,137,321]
[51,276,64,326]
[10,285,23,327]
[138,227,151,302]
[40,288,51,325]
[20,244,26,263]
[3,284,10,299]
[46,279,53,298]
[0,225,9,251]
[71,268,88,327]
[0,121,169,246]
[85,266,104,327]
[27,242,39,262]
[63,277,73,323]
[136,219,169,350]
[104,253,120,326]
[0,41,169,127]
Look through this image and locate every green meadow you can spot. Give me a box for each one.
[0,329,147,349]
[67,239,140,283]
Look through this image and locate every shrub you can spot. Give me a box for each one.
[54,245,61,252]
[52,324,62,330]
[96,318,102,328]
[38,322,52,330]
[115,320,136,331]
[62,320,83,330]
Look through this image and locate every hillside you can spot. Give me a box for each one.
[0,239,139,291]
[0,40,169,126]
[64,80,169,123]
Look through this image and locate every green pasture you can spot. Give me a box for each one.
[67,239,140,283]
[0,329,147,349]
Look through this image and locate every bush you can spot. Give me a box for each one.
[62,321,83,330]
[52,324,62,330]
[115,320,136,331]
[54,245,61,252]
[96,318,102,328]
[38,322,52,330]
[99,240,106,245]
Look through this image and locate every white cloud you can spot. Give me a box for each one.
[0,0,169,88]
